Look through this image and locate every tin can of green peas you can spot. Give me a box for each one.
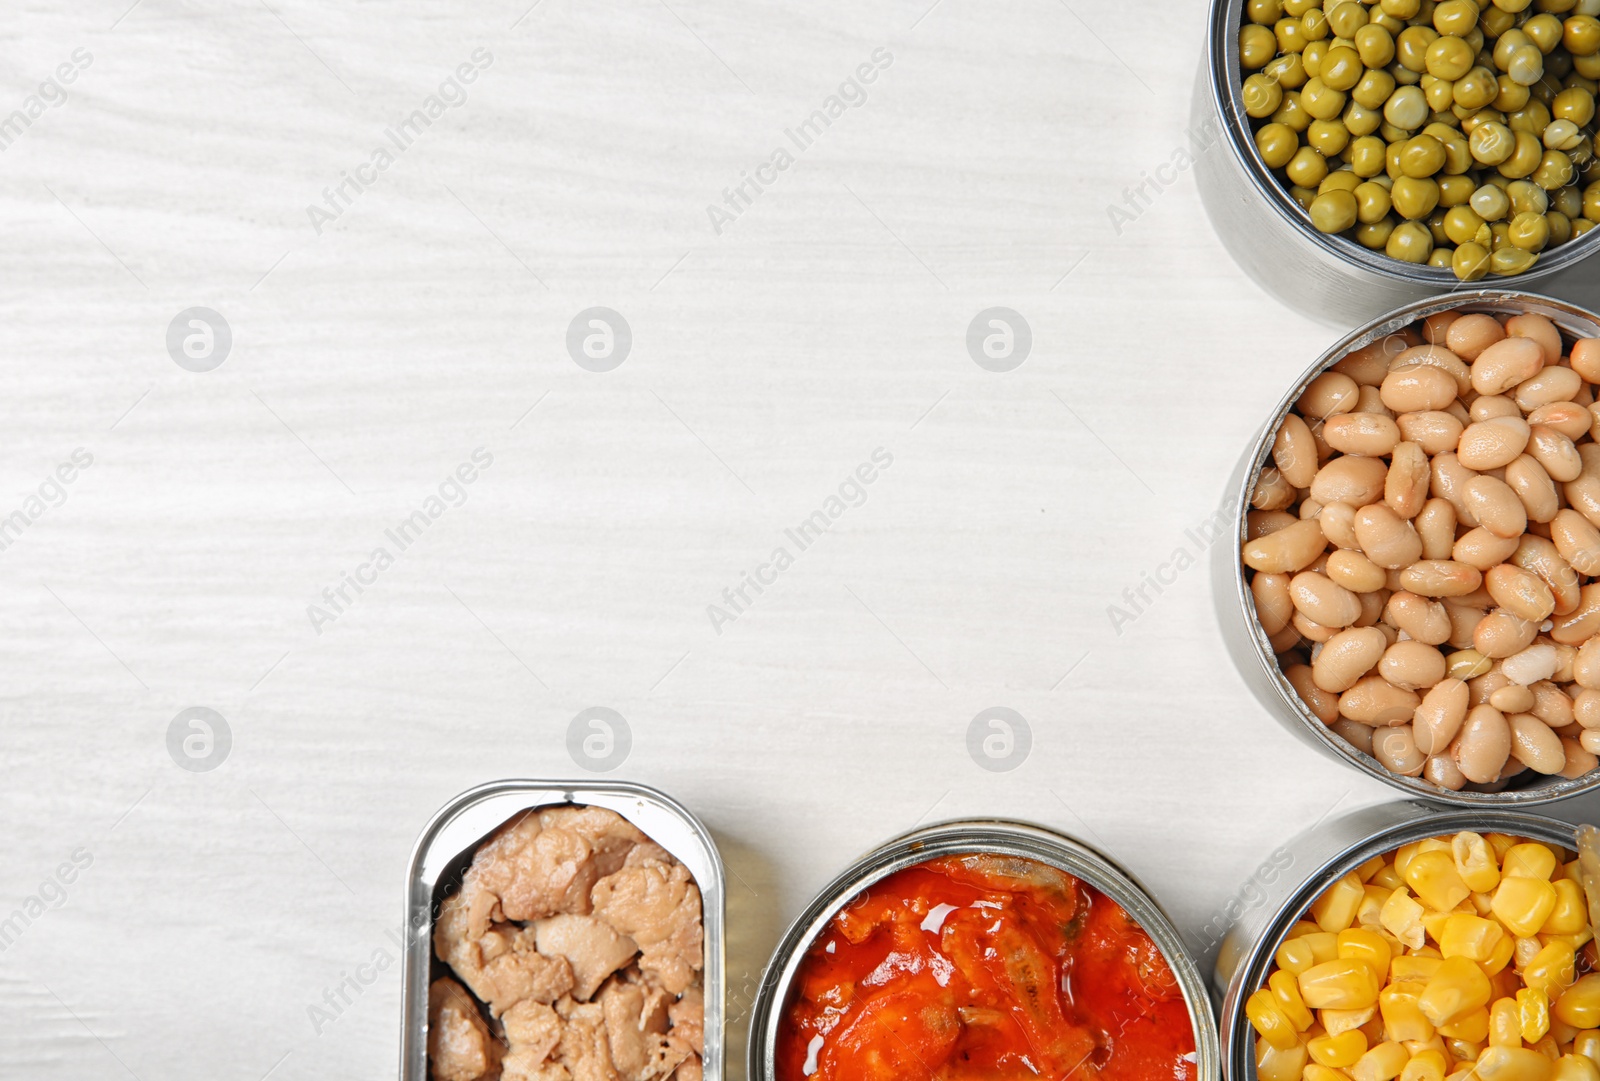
[1195,0,1600,327]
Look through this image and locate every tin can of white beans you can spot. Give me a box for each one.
[1216,289,1600,806]
[745,819,1221,1081]
[399,780,726,1081]
[1215,802,1579,1081]
[1193,0,1600,327]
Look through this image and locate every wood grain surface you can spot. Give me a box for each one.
[4,1,1600,1077]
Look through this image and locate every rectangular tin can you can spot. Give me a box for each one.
[399,779,725,1081]
[745,818,1221,1081]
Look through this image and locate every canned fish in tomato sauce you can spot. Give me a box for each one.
[747,819,1220,1081]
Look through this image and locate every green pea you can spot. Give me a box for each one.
[1439,173,1477,206]
[1245,73,1286,118]
[1400,134,1449,177]
[1273,91,1313,132]
[1444,204,1487,244]
[1386,85,1432,129]
[1357,215,1399,249]
[1357,24,1397,67]
[1352,66,1398,109]
[1533,149,1576,189]
[1387,219,1436,261]
[1549,209,1574,244]
[1553,86,1597,125]
[1433,0,1479,37]
[1427,36,1476,81]
[1508,178,1551,216]
[1554,183,1584,217]
[1311,189,1361,232]
[1247,0,1283,24]
[1303,40,1329,78]
[1287,144,1332,187]
[1428,246,1457,268]
[1345,99,1385,136]
[1349,134,1391,176]
[1454,241,1492,280]
[1309,118,1353,156]
[1472,182,1513,220]
[1290,184,1319,210]
[1393,175,1443,218]
[1397,26,1439,73]
[1565,15,1600,57]
[1355,180,1395,223]
[1495,74,1532,112]
[1507,210,1551,250]
[1526,15,1565,56]
[1321,46,1366,91]
[1509,44,1546,86]
[1241,25,1279,70]
[1266,52,1309,90]
[1491,245,1539,274]
[1471,121,1517,165]
[1302,77,1348,119]
[1454,66,1501,110]
[1257,123,1302,169]
[1499,130,1545,178]
[1328,0,1369,39]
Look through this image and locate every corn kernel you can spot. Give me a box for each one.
[1440,1008,1491,1042]
[1505,845,1560,882]
[1474,892,1499,917]
[1306,1065,1352,1081]
[1477,1046,1558,1081]
[1257,1034,1309,1081]
[1526,942,1579,1001]
[1248,988,1301,1050]
[1496,877,1561,939]
[1382,981,1436,1044]
[1303,931,1340,965]
[1352,1041,1413,1081]
[1456,833,1504,894]
[1344,929,1397,984]
[1488,835,1521,862]
[1536,1036,1564,1061]
[1403,1049,1449,1081]
[1318,872,1370,933]
[1288,920,1324,939]
[1447,1067,1478,1081]
[1484,933,1518,978]
[1274,969,1317,1031]
[1448,1038,1485,1063]
[1562,862,1584,886]
[1303,959,1383,1011]
[1556,976,1600,1030]
[1524,989,1554,1043]
[1553,1056,1600,1081]
[1325,1006,1379,1036]
[1494,997,1527,1048]
[1549,1017,1577,1045]
[1442,914,1507,962]
[1362,1014,1389,1046]
[1409,852,1474,916]
[1520,937,1548,968]
[1422,957,1494,1027]
[1397,843,1425,879]
[1362,886,1396,931]
[1279,938,1318,976]
[1374,865,1406,891]
[1544,930,1596,952]
[1395,955,1446,983]
[1358,856,1388,883]
[1385,889,1429,951]
[1543,881,1589,937]
[1572,1030,1600,1068]
[1310,1028,1370,1068]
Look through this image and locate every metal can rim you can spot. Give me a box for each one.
[1218,807,1579,1081]
[1204,0,1600,288]
[746,817,1221,1081]
[398,779,726,1081]
[1229,287,1600,806]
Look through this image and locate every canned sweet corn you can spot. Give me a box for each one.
[1219,803,1593,1081]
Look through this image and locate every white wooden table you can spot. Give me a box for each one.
[5,1,1600,1077]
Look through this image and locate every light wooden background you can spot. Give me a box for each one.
[5,1,1600,1077]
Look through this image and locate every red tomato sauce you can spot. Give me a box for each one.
[776,854,1197,1081]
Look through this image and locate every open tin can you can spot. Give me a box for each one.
[1214,801,1580,1081]
[1215,289,1600,805]
[745,818,1221,1081]
[1194,0,1600,327]
[399,779,726,1081]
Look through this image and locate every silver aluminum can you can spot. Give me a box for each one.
[1194,0,1600,328]
[1215,802,1580,1081]
[399,780,726,1081]
[1216,289,1600,806]
[745,818,1220,1081]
